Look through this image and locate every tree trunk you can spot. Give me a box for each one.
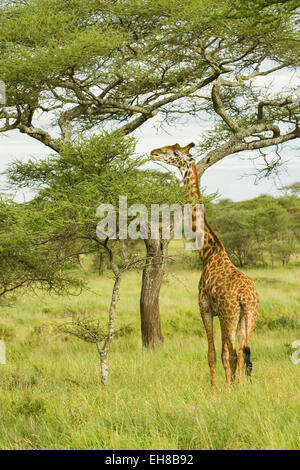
[98,251,104,275]
[77,254,87,271]
[140,237,170,349]
[119,239,130,264]
[100,350,108,386]
[97,243,122,386]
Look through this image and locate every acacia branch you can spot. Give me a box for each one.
[257,97,294,123]
[0,107,21,132]
[212,78,240,133]
[0,279,31,297]
[198,63,299,178]
[18,124,61,152]
[149,71,220,110]
[197,127,299,178]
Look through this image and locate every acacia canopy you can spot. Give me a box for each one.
[0,0,298,168]
[1,132,185,303]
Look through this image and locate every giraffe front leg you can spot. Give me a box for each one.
[208,335,217,389]
[199,297,216,388]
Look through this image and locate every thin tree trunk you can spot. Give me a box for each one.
[98,242,122,386]
[98,251,104,275]
[99,350,109,386]
[119,239,130,264]
[77,254,87,271]
[140,237,170,349]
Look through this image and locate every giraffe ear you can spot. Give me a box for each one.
[183,142,195,154]
[186,142,195,149]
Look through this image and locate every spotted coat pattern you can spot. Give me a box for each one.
[151,142,259,387]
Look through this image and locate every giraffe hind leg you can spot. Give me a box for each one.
[221,342,233,385]
[220,315,239,385]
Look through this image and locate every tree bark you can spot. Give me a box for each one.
[140,237,170,349]
[98,243,122,386]
[77,254,87,271]
[99,350,109,386]
[98,251,104,275]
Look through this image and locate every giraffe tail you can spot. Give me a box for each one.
[240,297,258,378]
[243,346,252,376]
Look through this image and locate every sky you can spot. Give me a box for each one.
[0,70,299,202]
[134,116,300,201]
[0,118,299,202]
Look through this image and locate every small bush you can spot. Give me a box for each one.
[114,324,135,338]
[16,397,46,417]
[2,373,38,391]
[0,323,16,341]
[256,315,298,331]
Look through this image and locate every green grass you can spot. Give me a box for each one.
[0,265,299,450]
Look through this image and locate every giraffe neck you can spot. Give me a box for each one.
[182,161,225,264]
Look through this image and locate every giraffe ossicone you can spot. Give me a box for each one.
[151,142,259,387]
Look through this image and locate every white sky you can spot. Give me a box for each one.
[134,117,299,200]
[0,69,299,202]
[1,119,298,202]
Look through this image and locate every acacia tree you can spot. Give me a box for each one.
[0,0,299,347]
[282,182,300,194]
[0,197,85,305]
[207,195,300,267]
[3,133,183,378]
[5,132,185,352]
[195,74,299,180]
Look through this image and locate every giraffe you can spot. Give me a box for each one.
[150,142,259,387]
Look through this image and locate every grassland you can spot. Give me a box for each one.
[0,263,299,450]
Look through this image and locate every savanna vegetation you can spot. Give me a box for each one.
[0,258,299,450]
[0,0,299,451]
[1,151,299,448]
[206,193,300,268]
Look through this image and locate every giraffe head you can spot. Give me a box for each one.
[150,142,195,169]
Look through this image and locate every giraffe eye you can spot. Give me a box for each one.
[174,151,180,156]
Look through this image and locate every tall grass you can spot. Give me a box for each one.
[0,266,299,449]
